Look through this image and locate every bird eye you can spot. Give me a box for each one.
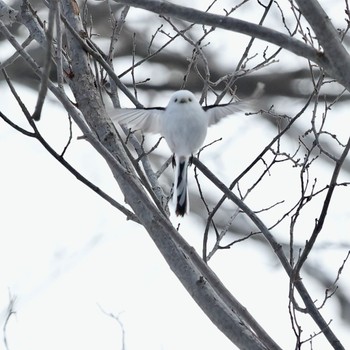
[174,98,178,102]
[189,98,192,102]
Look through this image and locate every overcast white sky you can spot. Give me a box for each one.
[1,1,350,349]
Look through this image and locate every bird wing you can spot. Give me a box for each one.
[111,107,165,134]
[204,102,248,126]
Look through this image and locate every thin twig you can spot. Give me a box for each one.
[293,134,350,276]
[61,15,142,108]
[3,292,16,350]
[98,305,126,350]
[32,0,56,121]
[2,70,139,223]
[192,156,344,349]
[0,35,33,70]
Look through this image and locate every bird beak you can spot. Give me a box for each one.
[179,98,188,103]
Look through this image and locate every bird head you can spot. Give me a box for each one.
[169,90,197,106]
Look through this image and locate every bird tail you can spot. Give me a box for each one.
[174,156,189,216]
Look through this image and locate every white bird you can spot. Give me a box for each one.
[111,90,248,216]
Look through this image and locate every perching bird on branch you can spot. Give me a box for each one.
[112,89,252,216]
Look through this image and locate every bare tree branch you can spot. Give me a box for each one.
[114,1,333,74]
[1,1,349,349]
[56,1,283,348]
[192,157,345,350]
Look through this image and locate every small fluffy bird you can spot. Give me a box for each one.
[112,90,247,216]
